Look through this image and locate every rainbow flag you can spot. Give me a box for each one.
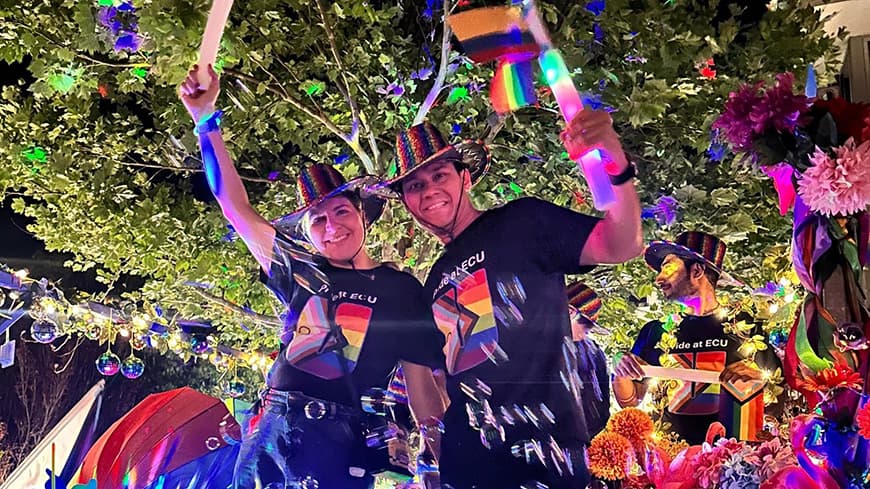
[447,6,539,114]
[491,58,537,114]
[720,379,766,441]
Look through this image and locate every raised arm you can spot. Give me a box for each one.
[179,65,276,273]
[561,110,643,265]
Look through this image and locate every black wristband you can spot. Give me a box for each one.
[609,162,637,186]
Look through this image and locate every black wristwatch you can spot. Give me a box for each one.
[609,162,637,186]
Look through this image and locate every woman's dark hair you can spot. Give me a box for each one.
[338,190,363,212]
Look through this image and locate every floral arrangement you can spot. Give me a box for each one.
[586,409,798,489]
[713,72,870,217]
[714,72,870,488]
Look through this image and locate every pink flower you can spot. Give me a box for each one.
[714,81,764,150]
[691,438,750,488]
[797,138,870,216]
[746,437,798,479]
[749,73,808,134]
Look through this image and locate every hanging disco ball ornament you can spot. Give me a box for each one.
[31,319,60,344]
[190,335,209,355]
[120,355,145,379]
[96,351,121,376]
[224,378,246,398]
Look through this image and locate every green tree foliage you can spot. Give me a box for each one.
[0,0,843,367]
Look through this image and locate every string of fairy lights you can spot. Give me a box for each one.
[0,264,279,397]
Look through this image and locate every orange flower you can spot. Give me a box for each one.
[606,408,655,450]
[588,432,634,481]
[858,403,870,440]
[799,363,862,393]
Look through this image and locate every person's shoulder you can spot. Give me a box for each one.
[377,263,423,285]
[638,319,666,338]
[500,196,550,213]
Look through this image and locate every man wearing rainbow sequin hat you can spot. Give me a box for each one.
[376,109,642,489]
[566,281,611,440]
[612,231,781,445]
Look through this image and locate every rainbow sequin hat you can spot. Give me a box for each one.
[644,231,742,286]
[273,163,385,240]
[375,121,491,198]
[566,281,609,334]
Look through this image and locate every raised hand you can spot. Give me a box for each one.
[178,64,220,123]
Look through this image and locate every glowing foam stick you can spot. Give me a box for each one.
[642,365,722,384]
[197,0,234,88]
[641,365,765,395]
[522,0,616,211]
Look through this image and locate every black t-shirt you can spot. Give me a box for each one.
[631,312,778,443]
[260,234,444,407]
[576,338,610,439]
[422,198,600,474]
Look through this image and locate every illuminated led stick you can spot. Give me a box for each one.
[521,0,616,211]
[197,0,234,89]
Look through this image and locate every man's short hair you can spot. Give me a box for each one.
[680,257,720,288]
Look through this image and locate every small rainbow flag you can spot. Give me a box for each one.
[447,6,539,114]
[720,379,766,441]
[491,57,537,114]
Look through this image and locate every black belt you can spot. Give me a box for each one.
[260,388,362,421]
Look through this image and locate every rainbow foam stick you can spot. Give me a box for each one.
[521,0,616,210]
[197,0,234,88]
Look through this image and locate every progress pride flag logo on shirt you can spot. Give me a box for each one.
[432,267,497,375]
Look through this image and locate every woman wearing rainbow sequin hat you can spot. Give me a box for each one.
[180,64,445,489]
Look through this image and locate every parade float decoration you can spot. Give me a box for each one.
[713,68,870,488]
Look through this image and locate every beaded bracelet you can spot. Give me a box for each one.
[194,110,224,136]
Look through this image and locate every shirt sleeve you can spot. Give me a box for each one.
[631,321,665,366]
[259,232,329,306]
[514,198,602,275]
[259,232,298,307]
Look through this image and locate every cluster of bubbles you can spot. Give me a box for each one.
[359,388,402,449]
[494,275,527,329]
[264,475,319,489]
[460,377,575,477]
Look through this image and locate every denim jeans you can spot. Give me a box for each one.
[232,404,373,489]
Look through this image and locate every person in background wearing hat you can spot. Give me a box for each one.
[180,65,445,489]
[377,110,642,489]
[566,282,611,440]
[612,231,780,445]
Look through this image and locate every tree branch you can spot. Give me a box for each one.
[313,0,377,172]
[11,19,148,68]
[224,68,375,168]
[117,159,276,184]
[188,286,282,327]
[413,0,453,126]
